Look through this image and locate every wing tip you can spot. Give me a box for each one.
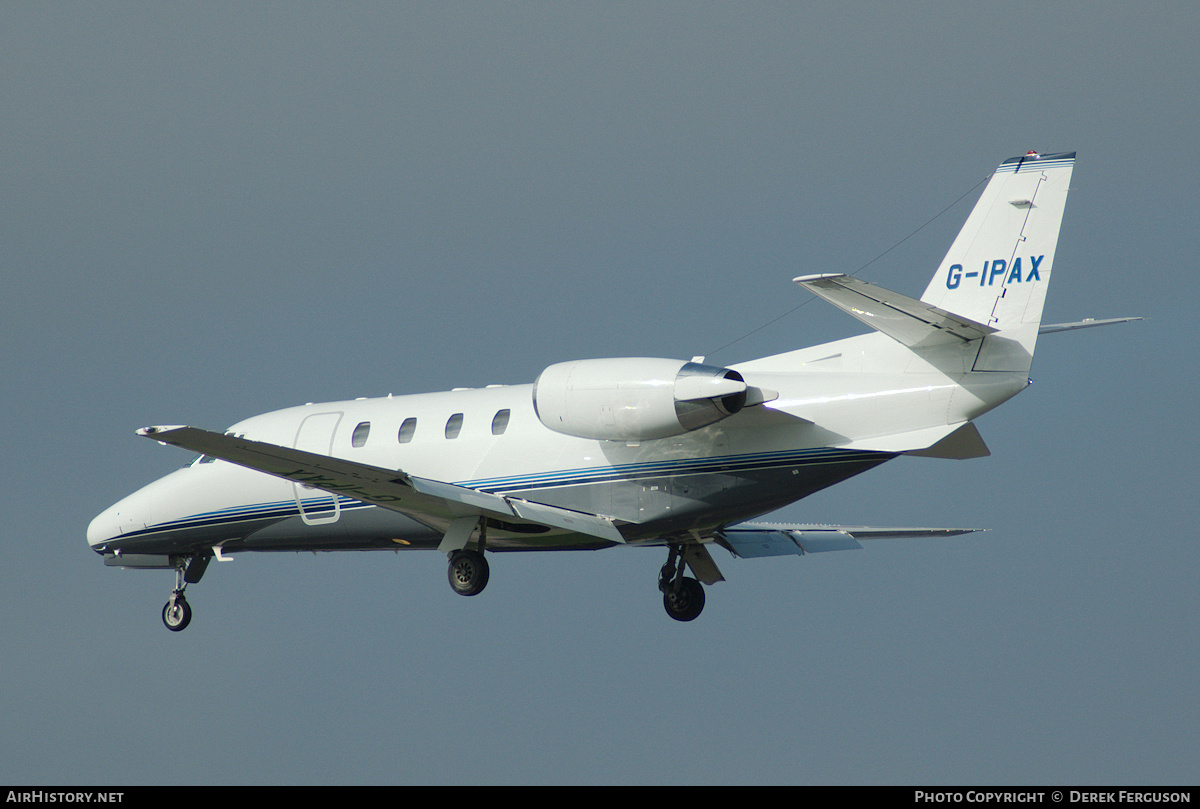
[137,425,188,437]
[793,273,847,285]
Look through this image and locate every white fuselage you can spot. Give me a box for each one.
[85,150,1077,632]
[87,331,1027,558]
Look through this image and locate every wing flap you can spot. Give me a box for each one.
[720,522,980,558]
[505,498,626,544]
[719,527,861,557]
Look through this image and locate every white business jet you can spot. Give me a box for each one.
[89,151,1137,631]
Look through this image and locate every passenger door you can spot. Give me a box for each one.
[292,411,343,525]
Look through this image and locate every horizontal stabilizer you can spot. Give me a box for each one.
[137,425,626,544]
[719,523,980,558]
[794,273,996,348]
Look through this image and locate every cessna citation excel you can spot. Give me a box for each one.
[89,151,1134,631]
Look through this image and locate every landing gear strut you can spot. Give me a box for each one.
[161,554,209,632]
[162,562,192,632]
[659,545,706,622]
[443,517,491,597]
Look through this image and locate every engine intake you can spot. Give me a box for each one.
[532,358,748,441]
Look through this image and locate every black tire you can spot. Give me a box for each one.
[447,550,490,596]
[162,595,192,632]
[663,576,705,622]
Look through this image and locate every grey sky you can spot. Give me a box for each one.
[2,2,1197,785]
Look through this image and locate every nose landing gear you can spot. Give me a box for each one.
[160,554,209,632]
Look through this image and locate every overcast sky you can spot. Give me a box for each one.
[2,2,1197,785]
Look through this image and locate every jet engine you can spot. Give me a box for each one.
[532,358,748,441]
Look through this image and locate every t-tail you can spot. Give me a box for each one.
[789,151,1075,376]
[919,150,1075,372]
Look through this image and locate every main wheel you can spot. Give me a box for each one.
[663,576,705,622]
[447,550,490,596]
[162,595,192,632]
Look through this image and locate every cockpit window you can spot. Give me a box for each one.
[398,417,417,444]
[351,422,371,447]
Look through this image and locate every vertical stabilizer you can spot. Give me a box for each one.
[920,151,1074,372]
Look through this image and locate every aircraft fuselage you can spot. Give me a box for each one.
[89,338,1025,559]
[89,150,1082,630]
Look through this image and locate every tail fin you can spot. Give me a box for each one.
[920,151,1075,372]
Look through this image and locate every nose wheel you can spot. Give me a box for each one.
[162,590,192,631]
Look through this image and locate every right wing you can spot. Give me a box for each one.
[718,522,982,558]
[137,425,627,544]
[1039,316,1143,334]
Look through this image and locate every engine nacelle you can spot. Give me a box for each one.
[532,357,748,441]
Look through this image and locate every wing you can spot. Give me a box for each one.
[1039,316,1143,334]
[137,425,627,544]
[794,273,996,348]
[717,521,982,558]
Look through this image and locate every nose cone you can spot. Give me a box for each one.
[86,503,122,549]
[87,487,156,551]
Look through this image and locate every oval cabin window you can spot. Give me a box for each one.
[397,418,417,444]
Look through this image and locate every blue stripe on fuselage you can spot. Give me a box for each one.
[117,446,887,539]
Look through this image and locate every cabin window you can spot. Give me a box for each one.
[491,409,511,435]
[397,417,417,444]
[351,421,371,447]
[445,413,464,439]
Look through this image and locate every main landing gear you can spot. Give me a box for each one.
[659,544,706,622]
[446,549,490,596]
[442,516,491,597]
[440,540,716,622]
